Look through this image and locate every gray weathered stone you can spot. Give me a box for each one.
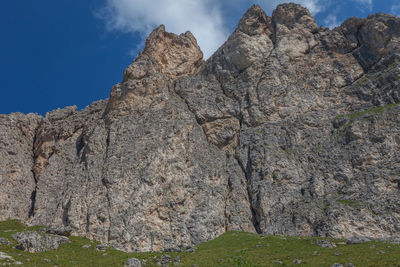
[317,240,336,248]
[0,238,11,246]
[0,251,13,261]
[173,256,181,266]
[125,258,142,267]
[293,259,302,264]
[0,3,399,253]
[12,231,69,253]
[346,236,370,245]
[46,226,73,237]
[95,244,107,251]
[157,254,172,266]
[0,113,42,220]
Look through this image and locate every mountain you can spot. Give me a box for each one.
[1,3,399,252]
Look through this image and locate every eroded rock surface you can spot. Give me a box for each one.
[0,113,42,220]
[0,3,399,252]
[12,231,69,253]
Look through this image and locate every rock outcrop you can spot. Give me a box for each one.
[13,231,70,253]
[0,3,399,252]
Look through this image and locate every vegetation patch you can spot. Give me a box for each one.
[337,199,364,211]
[334,103,400,137]
[1,220,400,266]
[338,199,358,206]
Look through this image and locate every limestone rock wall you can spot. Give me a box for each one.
[0,3,399,252]
[0,113,42,220]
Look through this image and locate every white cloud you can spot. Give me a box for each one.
[297,0,324,14]
[97,0,228,59]
[391,4,400,16]
[323,14,339,29]
[97,0,326,59]
[352,0,373,11]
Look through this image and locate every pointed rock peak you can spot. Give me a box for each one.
[238,4,272,35]
[143,24,202,59]
[243,4,265,18]
[147,24,166,40]
[272,3,317,32]
[273,3,311,18]
[124,25,204,81]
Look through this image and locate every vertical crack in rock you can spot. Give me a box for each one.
[173,90,207,136]
[101,127,112,242]
[28,190,37,218]
[77,129,90,165]
[28,124,41,218]
[173,86,246,232]
[62,199,72,226]
[175,75,260,233]
[233,101,261,233]
[85,211,90,233]
[234,145,261,234]
[76,132,85,157]
[223,157,232,232]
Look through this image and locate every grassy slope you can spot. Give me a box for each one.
[0,220,399,266]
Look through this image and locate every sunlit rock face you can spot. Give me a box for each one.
[0,3,399,252]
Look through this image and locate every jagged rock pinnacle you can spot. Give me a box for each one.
[237,4,272,36]
[106,25,204,116]
[123,25,203,82]
[272,3,318,33]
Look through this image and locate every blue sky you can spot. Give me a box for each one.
[1,0,399,115]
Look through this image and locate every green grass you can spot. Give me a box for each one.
[1,220,400,266]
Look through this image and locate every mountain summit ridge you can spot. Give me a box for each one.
[1,3,400,252]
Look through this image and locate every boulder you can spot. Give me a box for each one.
[346,236,370,245]
[124,258,142,267]
[317,240,336,248]
[46,226,73,237]
[12,231,69,253]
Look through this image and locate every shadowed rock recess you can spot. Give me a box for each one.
[1,4,400,252]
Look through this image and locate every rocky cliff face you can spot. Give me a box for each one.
[0,3,399,252]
